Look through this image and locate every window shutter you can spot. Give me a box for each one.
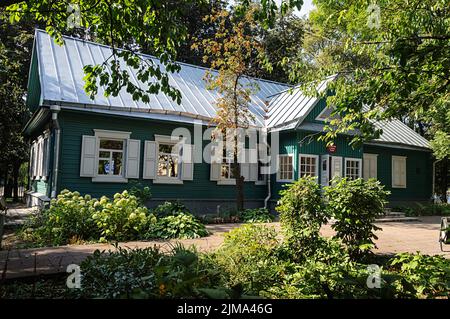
[30,143,36,178]
[181,144,194,181]
[143,141,157,179]
[126,139,141,178]
[80,135,97,177]
[210,162,220,181]
[209,140,221,181]
[249,149,258,182]
[43,137,50,178]
[37,138,44,178]
[240,149,250,181]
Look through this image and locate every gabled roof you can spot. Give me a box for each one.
[266,75,430,150]
[32,29,290,127]
[266,76,334,128]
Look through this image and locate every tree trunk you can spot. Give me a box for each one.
[233,161,244,212]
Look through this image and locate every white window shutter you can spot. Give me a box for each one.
[31,143,36,178]
[37,139,44,178]
[210,162,220,181]
[126,139,141,178]
[249,149,258,182]
[181,144,194,181]
[143,141,157,179]
[240,149,250,181]
[80,135,97,177]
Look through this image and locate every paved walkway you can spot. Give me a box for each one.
[1,217,449,280]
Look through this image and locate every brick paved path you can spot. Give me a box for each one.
[1,217,449,280]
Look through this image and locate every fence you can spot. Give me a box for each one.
[0,183,26,201]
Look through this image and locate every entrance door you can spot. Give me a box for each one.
[331,156,342,180]
[320,155,330,187]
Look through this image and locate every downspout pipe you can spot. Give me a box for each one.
[264,175,271,210]
[50,105,61,198]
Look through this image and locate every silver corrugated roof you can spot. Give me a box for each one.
[266,76,334,128]
[372,119,430,149]
[266,75,430,150]
[34,29,290,127]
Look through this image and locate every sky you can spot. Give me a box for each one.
[296,0,315,18]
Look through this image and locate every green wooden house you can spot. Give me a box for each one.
[23,30,434,213]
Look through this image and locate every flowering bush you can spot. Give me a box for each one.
[92,190,156,242]
[20,189,156,246]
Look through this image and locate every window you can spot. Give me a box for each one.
[219,149,237,183]
[315,106,340,122]
[157,143,180,179]
[299,154,319,178]
[84,130,132,182]
[392,156,407,188]
[29,131,50,180]
[97,139,125,176]
[363,153,378,180]
[277,154,294,182]
[345,158,362,180]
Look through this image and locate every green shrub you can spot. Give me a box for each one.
[325,178,390,260]
[77,245,220,299]
[127,182,152,205]
[276,177,328,261]
[20,190,100,246]
[92,190,156,242]
[146,212,208,239]
[239,208,274,223]
[390,253,450,298]
[151,201,189,218]
[398,203,450,217]
[214,224,286,294]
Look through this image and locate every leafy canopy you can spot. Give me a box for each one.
[292,0,450,158]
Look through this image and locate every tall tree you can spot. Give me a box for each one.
[193,7,272,211]
[0,9,35,199]
[289,0,449,162]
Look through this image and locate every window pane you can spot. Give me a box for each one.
[98,159,110,175]
[112,152,123,175]
[99,151,110,158]
[100,139,123,150]
[159,143,176,154]
[158,161,168,176]
[221,164,230,179]
[168,156,178,177]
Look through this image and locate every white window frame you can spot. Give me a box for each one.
[277,154,294,182]
[392,155,407,188]
[344,157,362,180]
[363,153,378,180]
[92,129,130,183]
[153,134,183,185]
[298,154,319,180]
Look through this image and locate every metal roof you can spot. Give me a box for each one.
[33,29,290,127]
[266,75,430,150]
[266,76,334,128]
[372,119,430,150]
